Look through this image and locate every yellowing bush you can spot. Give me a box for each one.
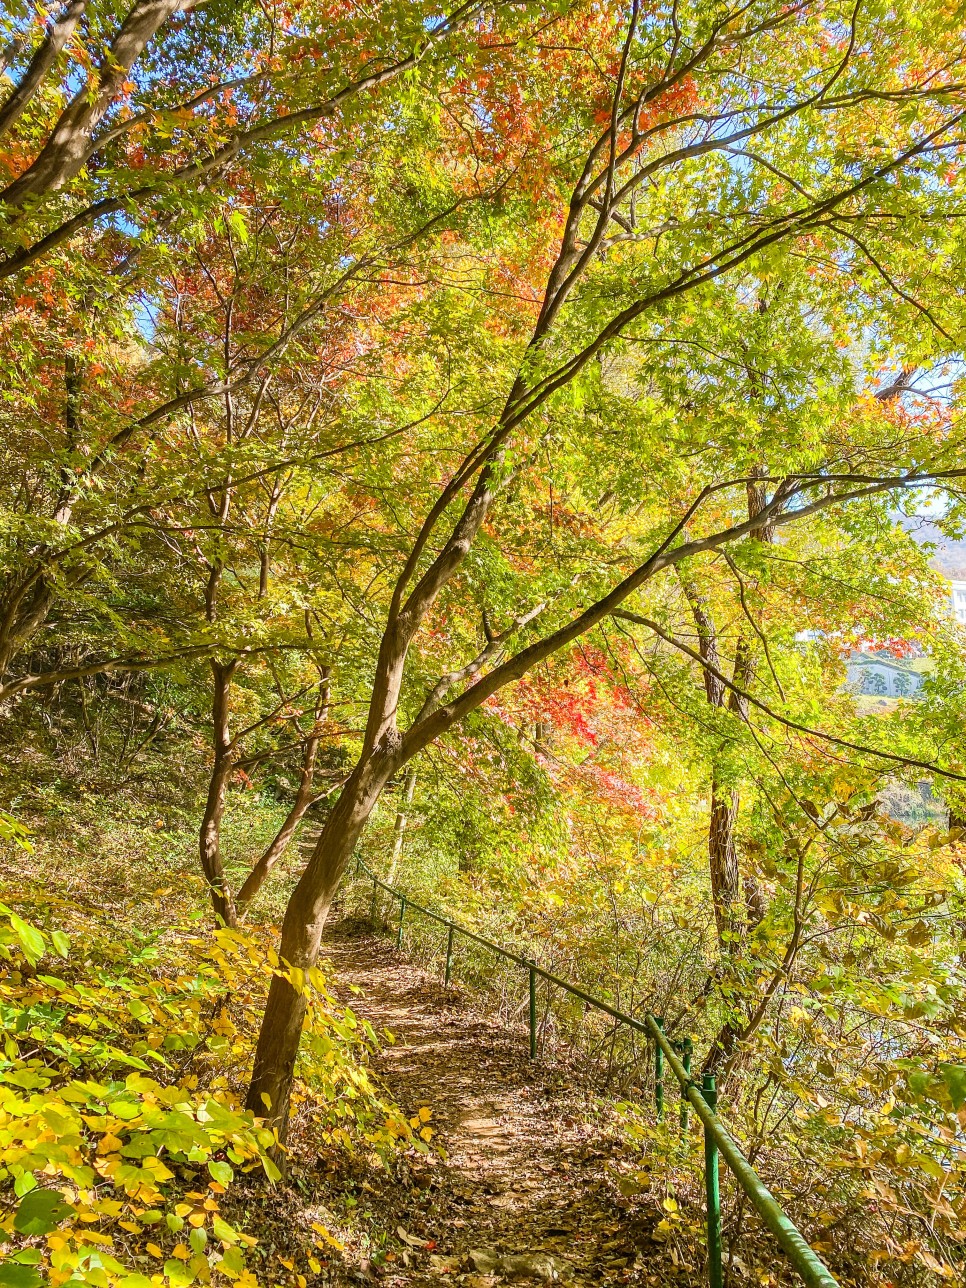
[0,902,417,1288]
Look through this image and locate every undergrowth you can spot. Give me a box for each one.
[0,828,428,1288]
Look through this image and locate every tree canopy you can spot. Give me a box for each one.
[3,0,966,1282]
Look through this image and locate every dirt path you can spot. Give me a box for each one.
[312,917,671,1287]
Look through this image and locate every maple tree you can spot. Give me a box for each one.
[240,0,966,1131]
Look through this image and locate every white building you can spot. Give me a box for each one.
[951,580,966,625]
[845,653,925,699]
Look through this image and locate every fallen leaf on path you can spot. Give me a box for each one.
[396,1225,426,1248]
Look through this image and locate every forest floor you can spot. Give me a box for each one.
[263,914,693,1288]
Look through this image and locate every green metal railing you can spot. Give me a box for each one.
[350,857,838,1288]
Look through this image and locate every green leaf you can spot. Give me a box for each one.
[940,1063,966,1110]
[217,1245,246,1279]
[212,1215,239,1244]
[50,930,70,958]
[13,1188,75,1235]
[8,915,45,965]
[164,1261,194,1287]
[0,1265,43,1288]
[905,1069,935,1099]
[207,1160,233,1186]
[227,210,249,245]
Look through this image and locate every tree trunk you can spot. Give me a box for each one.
[708,774,741,943]
[1,0,183,207]
[245,752,395,1136]
[199,659,238,927]
[0,0,88,142]
[0,355,84,687]
[679,575,742,946]
[385,765,417,886]
[0,580,55,685]
[235,725,323,919]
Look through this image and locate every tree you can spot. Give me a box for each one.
[0,0,481,271]
[0,0,490,701]
[243,0,966,1132]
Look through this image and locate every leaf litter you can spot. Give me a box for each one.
[242,915,691,1287]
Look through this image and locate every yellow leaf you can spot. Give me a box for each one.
[172,1243,189,1260]
[142,1157,174,1180]
[419,1127,433,1142]
[663,1197,678,1213]
[311,1222,344,1252]
[418,1107,432,1123]
[146,1242,163,1258]
[83,1231,113,1246]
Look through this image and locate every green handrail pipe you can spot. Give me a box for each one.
[702,1073,723,1288]
[645,1016,839,1288]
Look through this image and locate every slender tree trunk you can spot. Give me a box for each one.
[385,765,417,886]
[245,752,395,1136]
[199,659,238,927]
[708,774,741,942]
[236,725,324,919]
[700,465,777,1070]
[0,354,84,685]
[0,581,54,685]
[679,575,744,946]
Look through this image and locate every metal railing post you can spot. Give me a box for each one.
[444,922,455,985]
[654,1016,665,1121]
[680,1037,693,1135]
[702,1073,723,1288]
[397,895,406,948]
[528,961,537,1060]
[370,876,377,925]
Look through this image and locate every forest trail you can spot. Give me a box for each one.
[316,915,671,1288]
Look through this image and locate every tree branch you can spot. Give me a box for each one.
[615,609,965,781]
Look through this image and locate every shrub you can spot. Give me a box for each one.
[0,903,419,1287]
